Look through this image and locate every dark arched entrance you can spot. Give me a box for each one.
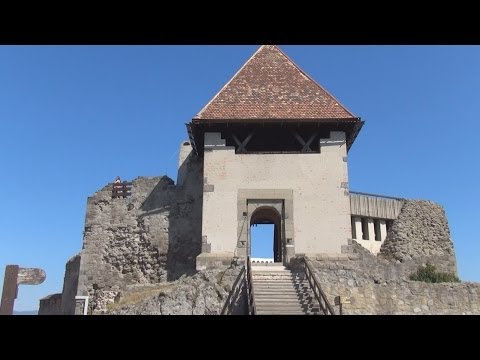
[249,206,283,263]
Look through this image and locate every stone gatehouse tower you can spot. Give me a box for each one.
[188,45,363,270]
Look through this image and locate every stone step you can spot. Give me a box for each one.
[253,279,297,283]
[256,302,303,307]
[255,294,301,298]
[256,311,307,315]
[254,279,296,282]
[251,267,288,272]
[254,290,298,294]
[255,288,298,292]
[256,306,304,311]
[252,278,296,282]
[254,287,297,292]
[252,272,292,276]
[250,268,321,315]
[252,278,297,282]
[255,293,298,297]
[255,296,299,300]
[256,286,312,291]
[255,298,302,302]
[255,297,300,301]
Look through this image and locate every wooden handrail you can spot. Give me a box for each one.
[246,256,256,315]
[302,256,336,315]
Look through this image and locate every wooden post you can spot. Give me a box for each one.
[0,265,46,315]
[0,265,19,315]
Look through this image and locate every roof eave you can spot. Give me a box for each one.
[191,117,361,124]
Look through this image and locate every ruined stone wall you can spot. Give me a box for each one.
[294,238,479,315]
[344,281,480,315]
[380,200,457,274]
[76,176,173,312]
[61,254,80,315]
[38,294,62,315]
[75,146,203,314]
[306,258,480,315]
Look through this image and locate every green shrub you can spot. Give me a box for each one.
[409,262,460,283]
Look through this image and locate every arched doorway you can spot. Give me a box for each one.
[249,206,283,263]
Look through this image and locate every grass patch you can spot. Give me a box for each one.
[409,262,460,283]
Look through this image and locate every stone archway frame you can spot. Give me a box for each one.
[249,201,283,262]
[235,189,294,264]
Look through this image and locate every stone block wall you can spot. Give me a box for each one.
[76,159,203,313]
[167,151,204,278]
[61,254,80,315]
[380,200,457,274]
[292,235,480,315]
[343,281,480,315]
[38,294,62,315]
[306,257,480,315]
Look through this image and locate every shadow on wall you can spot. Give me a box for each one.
[140,150,203,281]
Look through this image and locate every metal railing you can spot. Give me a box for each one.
[301,257,336,315]
[220,266,246,315]
[111,181,133,199]
[246,256,256,315]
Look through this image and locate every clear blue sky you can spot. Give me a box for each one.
[1,45,479,311]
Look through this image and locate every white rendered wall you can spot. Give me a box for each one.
[177,141,193,186]
[353,218,388,255]
[201,131,351,255]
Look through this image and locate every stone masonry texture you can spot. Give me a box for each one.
[52,182,480,315]
[60,254,80,315]
[287,197,480,315]
[303,256,480,315]
[75,153,203,314]
[286,199,479,315]
[38,294,62,315]
[380,200,457,274]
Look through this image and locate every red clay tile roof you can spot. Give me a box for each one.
[194,45,357,121]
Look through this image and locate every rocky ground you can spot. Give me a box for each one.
[107,266,246,315]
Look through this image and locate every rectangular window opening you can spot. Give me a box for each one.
[361,217,369,240]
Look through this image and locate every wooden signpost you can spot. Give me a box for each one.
[0,265,46,315]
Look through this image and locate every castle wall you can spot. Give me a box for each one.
[60,254,80,315]
[305,256,479,315]
[201,131,351,259]
[380,200,457,274]
[169,145,204,276]
[38,294,62,315]
[345,281,480,315]
[76,177,174,312]
[74,142,203,313]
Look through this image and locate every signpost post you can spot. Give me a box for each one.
[0,265,46,315]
